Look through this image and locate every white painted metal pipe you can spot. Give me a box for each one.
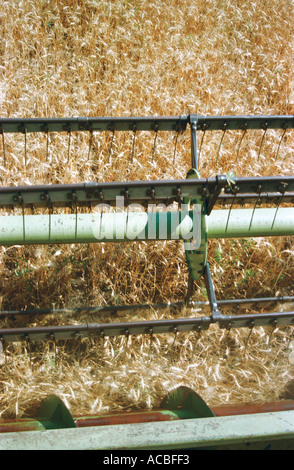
[0,208,293,245]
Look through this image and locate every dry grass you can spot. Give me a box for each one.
[0,0,294,420]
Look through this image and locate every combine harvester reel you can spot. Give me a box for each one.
[0,114,294,449]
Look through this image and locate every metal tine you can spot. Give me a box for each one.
[106,335,117,362]
[24,333,32,367]
[93,330,105,363]
[192,326,205,360]
[1,130,6,168]
[172,326,178,348]
[108,128,115,164]
[48,333,57,366]
[222,322,233,358]
[268,319,278,343]
[100,330,106,363]
[48,204,52,242]
[43,190,53,241]
[198,125,207,170]
[96,204,104,240]
[67,128,71,163]
[151,124,158,163]
[130,123,137,163]
[124,328,130,355]
[172,128,180,167]
[24,127,27,167]
[224,322,233,356]
[275,127,287,161]
[234,125,247,164]
[257,123,268,161]
[225,203,233,233]
[286,326,294,350]
[73,331,82,364]
[225,186,239,233]
[271,182,287,230]
[46,129,50,162]
[243,320,255,355]
[249,184,262,231]
[68,190,78,241]
[226,322,233,338]
[22,201,26,243]
[148,327,154,360]
[215,123,227,165]
[194,325,202,342]
[88,129,93,161]
[271,201,281,230]
[190,115,198,170]
[0,338,6,365]
[192,326,202,355]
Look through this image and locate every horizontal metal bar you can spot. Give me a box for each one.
[0,176,293,210]
[0,302,187,318]
[1,410,294,450]
[218,192,294,205]
[1,310,293,343]
[0,115,293,134]
[218,311,294,329]
[195,115,294,131]
[225,176,294,195]
[0,317,210,343]
[0,177,216,208]
[1,296,293,319]
[0,116,188,133]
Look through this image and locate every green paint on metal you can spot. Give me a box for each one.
[36,395,76,430]
[161,386,215,419]
[184,169,208,281]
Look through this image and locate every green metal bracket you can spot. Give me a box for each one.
[183,169,207,282]
[0,386,213,434]
[161,386,215,419]
[0,395,77,433]
[34,395,76,430]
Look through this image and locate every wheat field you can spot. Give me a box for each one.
[0,0,294,420]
